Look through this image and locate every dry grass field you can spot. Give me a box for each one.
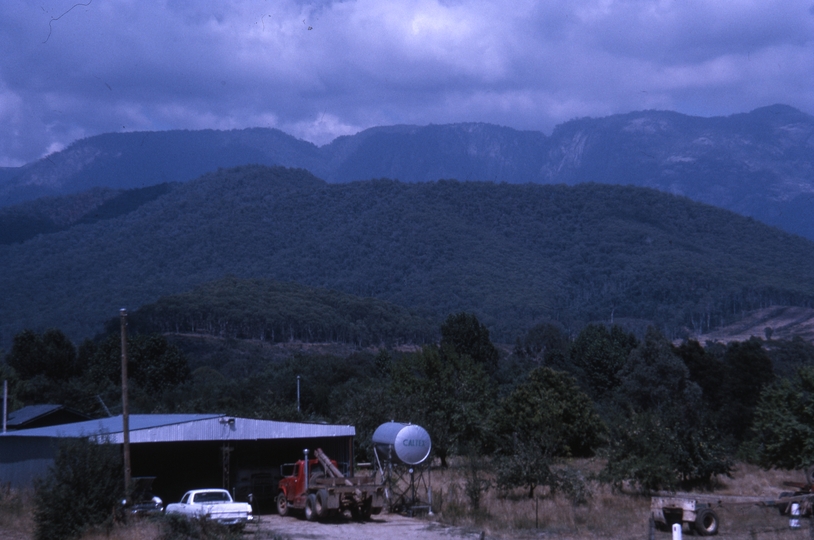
[0,488,34,540]
[424,459,813,539]
[1,461,813,540]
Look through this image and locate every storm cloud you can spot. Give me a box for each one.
[1,0,813,166]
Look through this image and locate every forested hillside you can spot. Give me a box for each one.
[0,129,320,206]
[0,183,177,245]
[119,276,436,346]
[2,165,814,348]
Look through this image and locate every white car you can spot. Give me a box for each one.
[165,489,253,528]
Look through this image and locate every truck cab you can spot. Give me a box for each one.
[278,457,333,505]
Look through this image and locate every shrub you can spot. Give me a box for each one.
[33,436,124,540]
[462,453,491,513]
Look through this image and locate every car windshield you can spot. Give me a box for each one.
[194,491,230,503]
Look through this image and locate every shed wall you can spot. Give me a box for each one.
[1,432,354,506]
[0,437,57,488]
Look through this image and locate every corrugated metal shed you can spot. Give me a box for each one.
[0,414,356,494]
[1,414,355,443]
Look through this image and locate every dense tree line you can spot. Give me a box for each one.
[4,166,814,348]
[8,313,814,498]
[116,275,437,347]
[2,329,191,417]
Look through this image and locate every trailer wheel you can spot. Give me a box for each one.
[315,489,329,519]
[777,492,794,515]
[305,493,318,521]
[276,492,289,517]
[653,520,670,532]
[359,497,373,521]
[694,507,719,536]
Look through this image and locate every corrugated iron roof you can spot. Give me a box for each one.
[0,414,355,443]
[7,404,64,426]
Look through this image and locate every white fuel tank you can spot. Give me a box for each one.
[372,422,432,465]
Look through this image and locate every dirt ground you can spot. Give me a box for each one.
[247,508,814,540]
[250,512,488,540]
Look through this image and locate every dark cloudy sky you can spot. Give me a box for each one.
[1,0,813,166]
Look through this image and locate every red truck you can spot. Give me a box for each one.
[276,448,385,521]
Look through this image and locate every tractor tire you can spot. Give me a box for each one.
[276,492,289,517]
[694,507,719,536]
[315,489,329,519]
[305,494,318,522]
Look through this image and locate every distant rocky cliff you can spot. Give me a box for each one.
[2,104,813,239]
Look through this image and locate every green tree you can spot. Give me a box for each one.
[751,366,814,471]
[602,328,730,490]
[764,336,814,378]
[617,328,697,413]
[0,360,22,412]
[569,324,638,402]
[440,312,500,376]
[602,410,725,491]
[718,338,775,444]
[390,345,494,467]
[2,329,96,412]
[674,339,726,410]
[513,320,568,366]
[5,329,80,381]
[88,334,191,397]
[492,367,604,497]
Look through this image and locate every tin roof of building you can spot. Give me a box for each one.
[5,404,91,429]
[1,414,355,443]
[7,404,63,426]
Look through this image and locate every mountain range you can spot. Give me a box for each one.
[2,165,814,349]
[1,105,813,240]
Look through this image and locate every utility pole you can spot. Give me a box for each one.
[120,308,131,503]
[297,375,301,412]
[3,380,7,434]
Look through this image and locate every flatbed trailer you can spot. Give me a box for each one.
[651,491,814,536]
